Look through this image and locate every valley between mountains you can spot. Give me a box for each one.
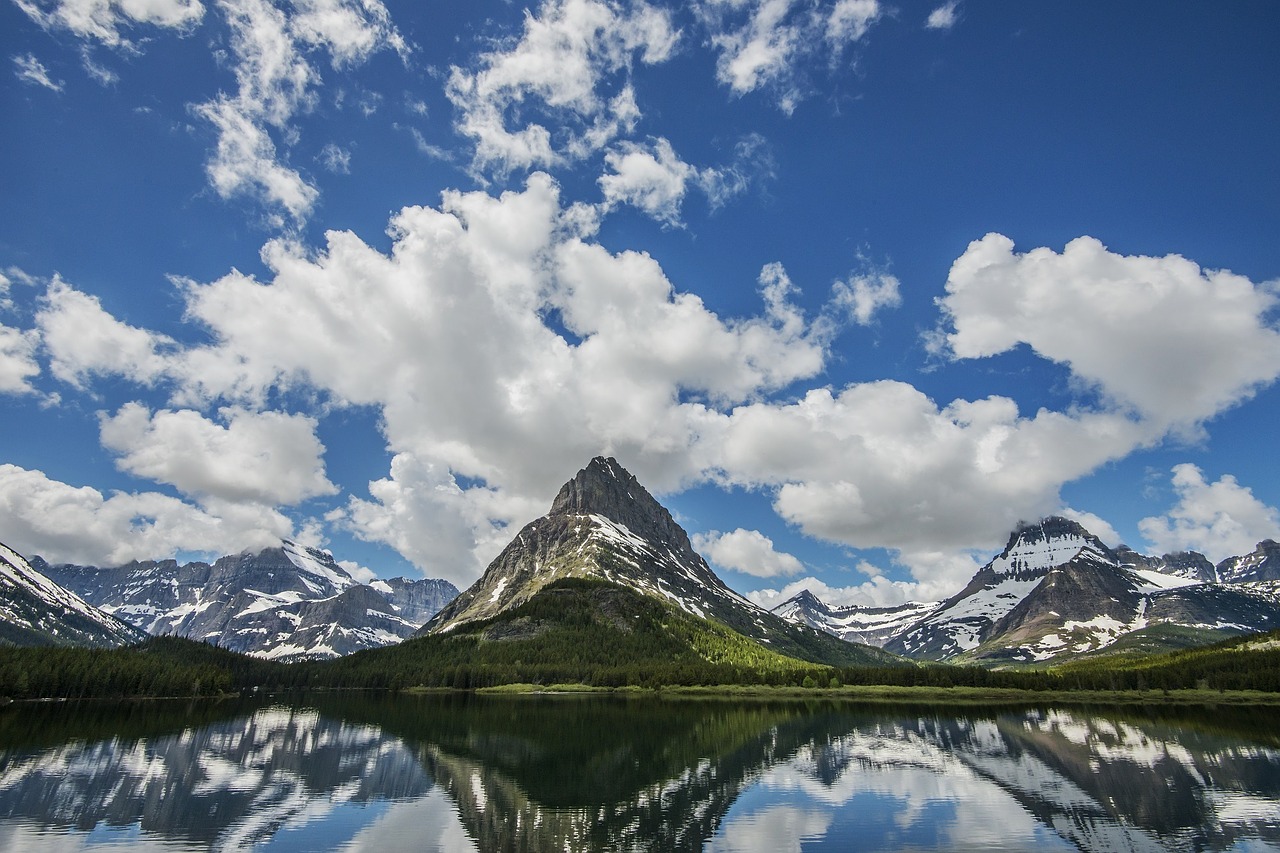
[3,457,1280,689]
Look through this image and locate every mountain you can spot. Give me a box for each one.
[40,540,458,662]
[876,517,1280,665]
[0,541,144,648]
[421,456,901,668]
[770,589,938,647]
[1217,539,1280,583]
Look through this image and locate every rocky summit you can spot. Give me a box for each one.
[422,456,899,667]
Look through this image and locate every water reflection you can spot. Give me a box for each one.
[0,696,1277,852]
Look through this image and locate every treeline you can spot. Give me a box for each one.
[0,639,248,699]
[3,615,1280,701]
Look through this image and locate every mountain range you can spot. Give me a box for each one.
[32,540,458,661]
[4,456,1280,671]
[774,517,1280,665]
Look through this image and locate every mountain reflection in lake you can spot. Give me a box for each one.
[0,695,1277,852]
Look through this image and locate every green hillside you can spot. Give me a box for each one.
[318,578,905,689]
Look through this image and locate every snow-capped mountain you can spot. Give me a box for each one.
[0,540,144,648]
[770,589,938,647]
[422,456,900,666]
[770,517,1280,664]
[877,518,1280,663]
[39,540,458,661]
[1217,539,1280,583]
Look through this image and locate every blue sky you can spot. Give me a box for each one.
[2,0,1279,608]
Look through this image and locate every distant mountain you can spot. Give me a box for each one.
[770,589,938,647]
[0,541,144,648]
[40,540,458,662]
[422,456,901,668]
[1217,539,1280,583]
[768,517,1280,665]
[873,518,1280,664]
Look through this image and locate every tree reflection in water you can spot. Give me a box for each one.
[0,695,1276,852]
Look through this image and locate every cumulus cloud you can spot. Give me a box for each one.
[36,277,174,388]
[167,173,841,579]
[1139,464,1280,562]
[935,233,1280,429]
[0,463,293,566]
[21,185,1278,593]
[693,528,804,577]
[696,0,882,111]
[714,382,1150,564]
[13,53,63,91]
[98,403,336,505]
[14,0,205,48]
[446,0,678,175]
[925,1,959,30]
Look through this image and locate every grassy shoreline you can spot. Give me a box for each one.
[472,682,1280,705]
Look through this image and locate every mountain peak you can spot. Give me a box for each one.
[549,456,690,551]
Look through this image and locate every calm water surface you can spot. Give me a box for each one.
[0,693,1277,852]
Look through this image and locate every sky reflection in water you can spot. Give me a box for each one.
[0,696,1277,852]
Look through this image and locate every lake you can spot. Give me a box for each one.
[0,693,1277,852]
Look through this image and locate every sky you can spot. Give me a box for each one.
[2,0,1279,611]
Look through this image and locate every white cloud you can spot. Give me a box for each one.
[29,183,1278,595]
[13,53,64,91]
[318,142,351,173]
[16,0,400,224]
[599,137,697,226]
[446,0,679,175]
[925,1,959,30]
[598,134,768,225]
[1059,508,1120,547]
[935,233,1280,429]
[98,402,336,505]
[0,325,41,395]
[697,0,882,111]
[36,277,174,389]
[693,528,804,577]
[0,463,293,566]
[190,0,402,224]
[714,381,1151,563]
[746,567,956,611]
[14,0,205,48]
[171,173,839,580]
[826,0,880,44]
[830,267,901,325]
[1139,463,1280,562]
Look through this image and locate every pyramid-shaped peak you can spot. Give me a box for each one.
[550,457,690,550]
[989,516,1114,576]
